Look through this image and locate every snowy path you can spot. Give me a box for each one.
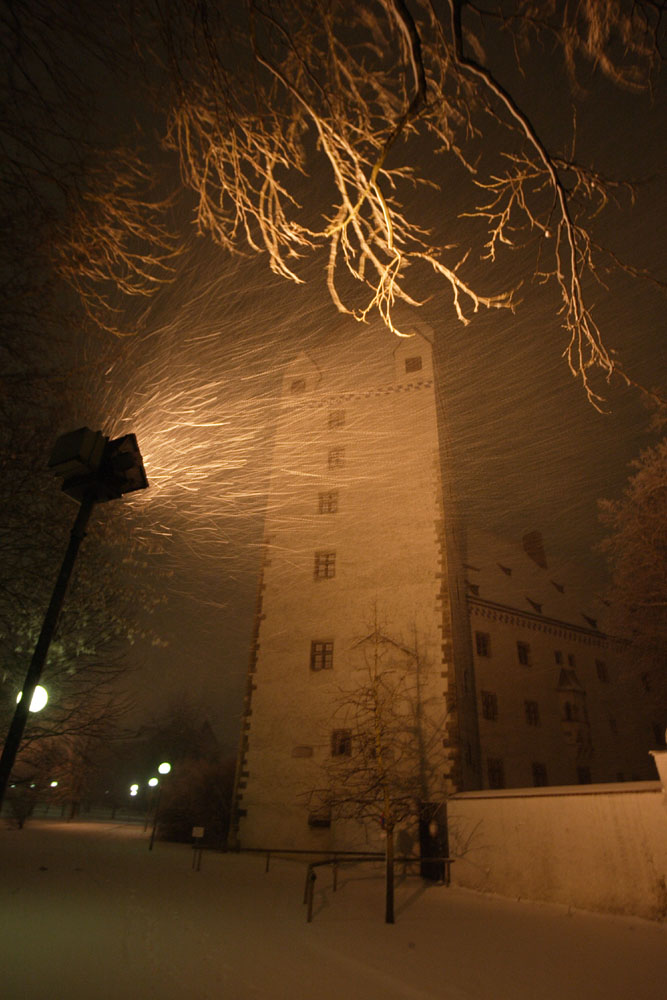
[1,820,665,1000]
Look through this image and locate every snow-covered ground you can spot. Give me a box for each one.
[1,819,665,1000]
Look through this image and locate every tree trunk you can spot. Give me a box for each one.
[385,822,395,924]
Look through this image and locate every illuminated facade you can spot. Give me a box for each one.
[234,331,478,850]
[233,331,664,850]
[464,530,663,789]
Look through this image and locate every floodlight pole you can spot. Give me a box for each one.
[0,426,148,812]
[0,492,96,808]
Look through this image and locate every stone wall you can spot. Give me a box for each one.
[448,755,667,919]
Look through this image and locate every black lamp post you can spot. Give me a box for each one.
[0,427,148,809]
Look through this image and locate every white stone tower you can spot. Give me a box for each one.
[232,329,480,850]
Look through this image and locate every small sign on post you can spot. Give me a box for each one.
[192,826,205,871]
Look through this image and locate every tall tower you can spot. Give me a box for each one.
[233,330,479,850]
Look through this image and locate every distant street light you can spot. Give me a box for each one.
[0,427,149,809]
[16,685,49,713]
[149,762,172,851]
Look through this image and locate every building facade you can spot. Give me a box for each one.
[233,331,664,850]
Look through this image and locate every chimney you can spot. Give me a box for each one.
[523,530,548,569]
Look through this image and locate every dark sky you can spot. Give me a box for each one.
[11,8,665,753]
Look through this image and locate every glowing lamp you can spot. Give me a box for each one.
[16,685,48,713]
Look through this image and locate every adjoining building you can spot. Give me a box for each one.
[232,330,664,851]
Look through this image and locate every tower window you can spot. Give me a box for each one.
[290,378,306,393]
[314,551,336,579]
[405,356,423,373]
[318,491,339,514]
[310,641,334,671]
[475,631,491,657]
[328,447,345,469]
[331,729,352,757]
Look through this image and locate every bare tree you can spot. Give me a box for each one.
[156,0,665,406]
[310,619,448,923]
[599,424,667,695]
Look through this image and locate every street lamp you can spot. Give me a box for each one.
[16,685,49,713]
[0,427,148,809]
[148,762,172,851]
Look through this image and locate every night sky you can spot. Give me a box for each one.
[5,6,666,753]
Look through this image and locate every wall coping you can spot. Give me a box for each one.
[450,780,662,801]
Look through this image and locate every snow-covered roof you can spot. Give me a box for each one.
[464,530,610,633]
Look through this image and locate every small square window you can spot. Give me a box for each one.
[475,631,491,657]
[328,410,345,429]
[310,641,333,671]
[290,378,306,393]
[308,810,331,828]
[314,551,336,579]
[481,691,498,721]
[517,641,531,666]
[328,447,345,469]
[525,700,540,726]
[318,491,339,514]
[595,659,608,682]
[405,356,423,373]
[331,729,352,757]
[487,757,505,789]
[532,762,548,787]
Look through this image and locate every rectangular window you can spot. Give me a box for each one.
[532,762,548,787]
[328,447,345,469]
[517,641,531,666]
[481,691,498,721]
[609,717,618,734]
[310,641,334,671]
[487,758,505,789]
[641,672,651,692]
[475,631,491,657]
[308,810,331,829]
[318,491,339,514]
[331,729,352,757]
[328,410,345,429]
[567,653,576,667]
[595,659,609,682]
[314,551,336,579]
[524,700,540,726]
[554,650,563,665]
[577,766,592,785]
